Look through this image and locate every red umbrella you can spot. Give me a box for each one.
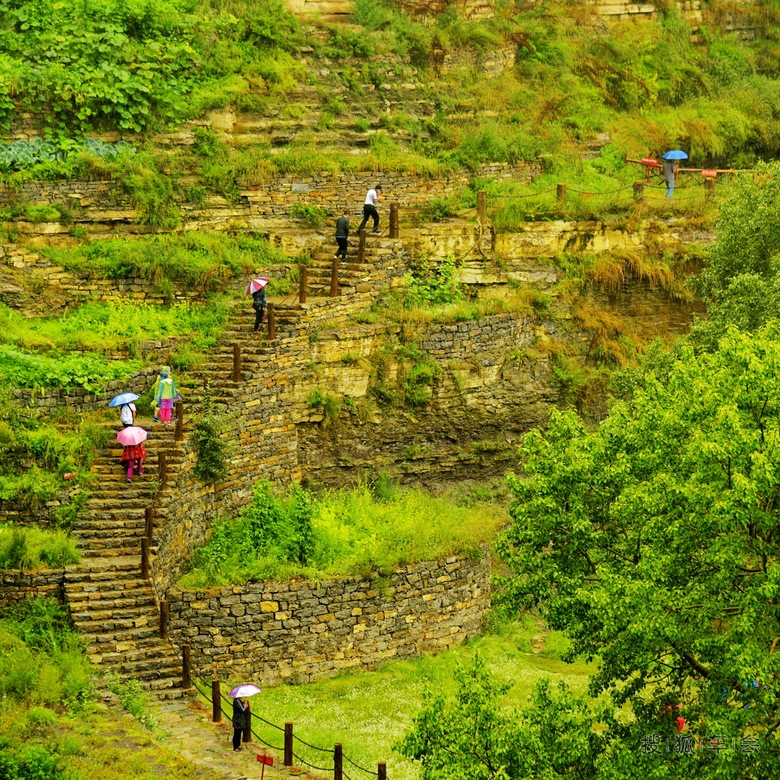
[117,426,148,446]
[246,277,270,295]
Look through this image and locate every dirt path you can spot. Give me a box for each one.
[151,696,323,780]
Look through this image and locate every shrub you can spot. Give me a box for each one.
[0,525,81,570]
[290,203,329,228]
[178,481,504,586]
[192,415,229,483]
[405,257,465,307]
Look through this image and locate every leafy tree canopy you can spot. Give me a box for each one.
[403,325,780,779]
[495,324,780,777]
[693,161,780,347]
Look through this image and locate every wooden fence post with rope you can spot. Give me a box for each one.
[477,190,487,221]
[389,202,399,237]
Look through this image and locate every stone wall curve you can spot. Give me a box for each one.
[165,550,491,686]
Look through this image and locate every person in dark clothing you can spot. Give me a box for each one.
[232,697,248,751]
[252,287,267,332]
[334,209,350,261]
[662,158,678,199]
[357,186,382,233]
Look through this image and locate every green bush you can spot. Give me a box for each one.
[405,257,465,307]
[44,232,290,291]
[192,415,229,483]
[178,481,503,586]
[0,525,81,570]
[290,203,329,228]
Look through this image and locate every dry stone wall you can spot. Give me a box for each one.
[0,569,65,605]
[0,164,537,241]
[166,551,490,685]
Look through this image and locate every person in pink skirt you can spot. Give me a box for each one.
[120,442,146,484]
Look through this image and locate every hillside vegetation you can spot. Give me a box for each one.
[2,0,780,185]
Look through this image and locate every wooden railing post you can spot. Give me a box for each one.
[299,265,308,304]
[389,202,399,238]
[144,506,153,543]
[243,701,251,744]
[557,182,567,201]
[705,177,716,200]
[267,302,276,339]
[358,231,366,263]
[378,763,387,780]
[159,600,169,639]
[158,450,167,487]
[174,400,183,442]
[232,343,241,382]
[633,181,644,201]
[212,679,221,723]
[141,538,149,579]
[330,258,340,297]
[477,189,487,221]
[284,722,293,766]
[334,743,343,780]
[182,644,192,689]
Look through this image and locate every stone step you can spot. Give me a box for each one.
[65,582,152,600]
[77,535,144,558]
[79,625,161,646]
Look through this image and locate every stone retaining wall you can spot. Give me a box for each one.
[148,242,411,596]
[0,164,537,237]
[0,569,66,605]
[166,551,490,685]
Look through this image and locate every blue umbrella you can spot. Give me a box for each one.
[109,392,140,407]
[662,150,688,160]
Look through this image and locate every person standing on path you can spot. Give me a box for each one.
[231,697,248,751]
[334,209,350,261]
[252,286,267,332]
[119,402,136,428]
[663,158,678,199]
[120,439,146,484]
[155,370,177,427]
[357,185,382,234]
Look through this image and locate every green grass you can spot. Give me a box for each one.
[42,232,292,292]
[0,524,80,570]
[215,615,594,780]
[0,298,233,355]
[177,481,506,587]
[0,598,224,780]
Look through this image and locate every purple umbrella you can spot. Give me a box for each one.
[229,683,262,698]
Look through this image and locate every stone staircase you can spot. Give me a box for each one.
[64,427,186,698]
[62,235,396,697]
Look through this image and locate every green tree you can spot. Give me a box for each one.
[693,161,780,347]
[397,654,608,780]
[493,324,780,777]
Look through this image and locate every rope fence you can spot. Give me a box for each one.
[185,660,385,779]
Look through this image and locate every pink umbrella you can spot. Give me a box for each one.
[246,277,270,295]
[116,426,148,446]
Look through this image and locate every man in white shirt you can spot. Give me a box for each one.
[120,402,137,427]
[357,185,382,234]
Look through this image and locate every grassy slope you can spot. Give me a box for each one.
[214,617,593,780]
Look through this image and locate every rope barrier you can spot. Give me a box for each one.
[294,734,332,753]
[191,673,378,776]
[344,753,376,775]
[292,750,332,773]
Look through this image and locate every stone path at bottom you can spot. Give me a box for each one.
[151,696,324,780]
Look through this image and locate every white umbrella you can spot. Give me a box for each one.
[229,683,262,698]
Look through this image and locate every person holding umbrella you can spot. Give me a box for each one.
[229,683,261,751]
[117,426,147,484]
[109,392,140,428]
[662,150,688,199]
[247,277,269,332]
